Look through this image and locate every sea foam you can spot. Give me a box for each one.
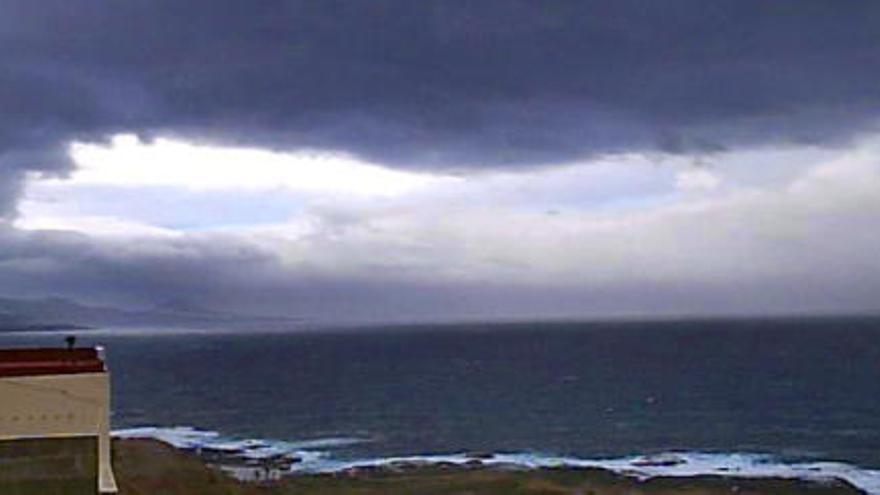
[112,426,880,494]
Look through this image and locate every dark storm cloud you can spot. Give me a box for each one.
[2,0,880,186]
[2,224,878,322]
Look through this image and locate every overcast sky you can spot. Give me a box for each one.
[1,1,879,322]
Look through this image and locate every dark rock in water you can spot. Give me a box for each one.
[338,465,385,477]
[631,453,687,467]
[466,451,495,460]
[387,460,432,472]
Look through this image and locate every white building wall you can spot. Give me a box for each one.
[0,372,118,494]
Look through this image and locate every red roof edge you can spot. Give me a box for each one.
[0,347,106,378]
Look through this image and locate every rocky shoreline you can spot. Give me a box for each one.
[112,439,868,495]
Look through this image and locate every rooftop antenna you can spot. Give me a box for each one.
[65,335,77,351]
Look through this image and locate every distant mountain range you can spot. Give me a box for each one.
[0,297,302,332]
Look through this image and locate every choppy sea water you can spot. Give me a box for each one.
[2,317,879,492]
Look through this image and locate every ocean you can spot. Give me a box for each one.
[2,317,880,490]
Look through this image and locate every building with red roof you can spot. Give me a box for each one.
[0,344,117,494]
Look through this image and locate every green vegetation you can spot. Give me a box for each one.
[113,440,256,495]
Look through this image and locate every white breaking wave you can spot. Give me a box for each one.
[111,426,880,494]
[113,426,220,450]
[112,426,367,468]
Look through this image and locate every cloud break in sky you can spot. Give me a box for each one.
[1,0,879,322]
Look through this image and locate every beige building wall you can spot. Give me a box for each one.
[0,372,118,494]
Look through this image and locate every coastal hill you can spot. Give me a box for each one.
[0,297,300,332]
[113,439,865,495]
